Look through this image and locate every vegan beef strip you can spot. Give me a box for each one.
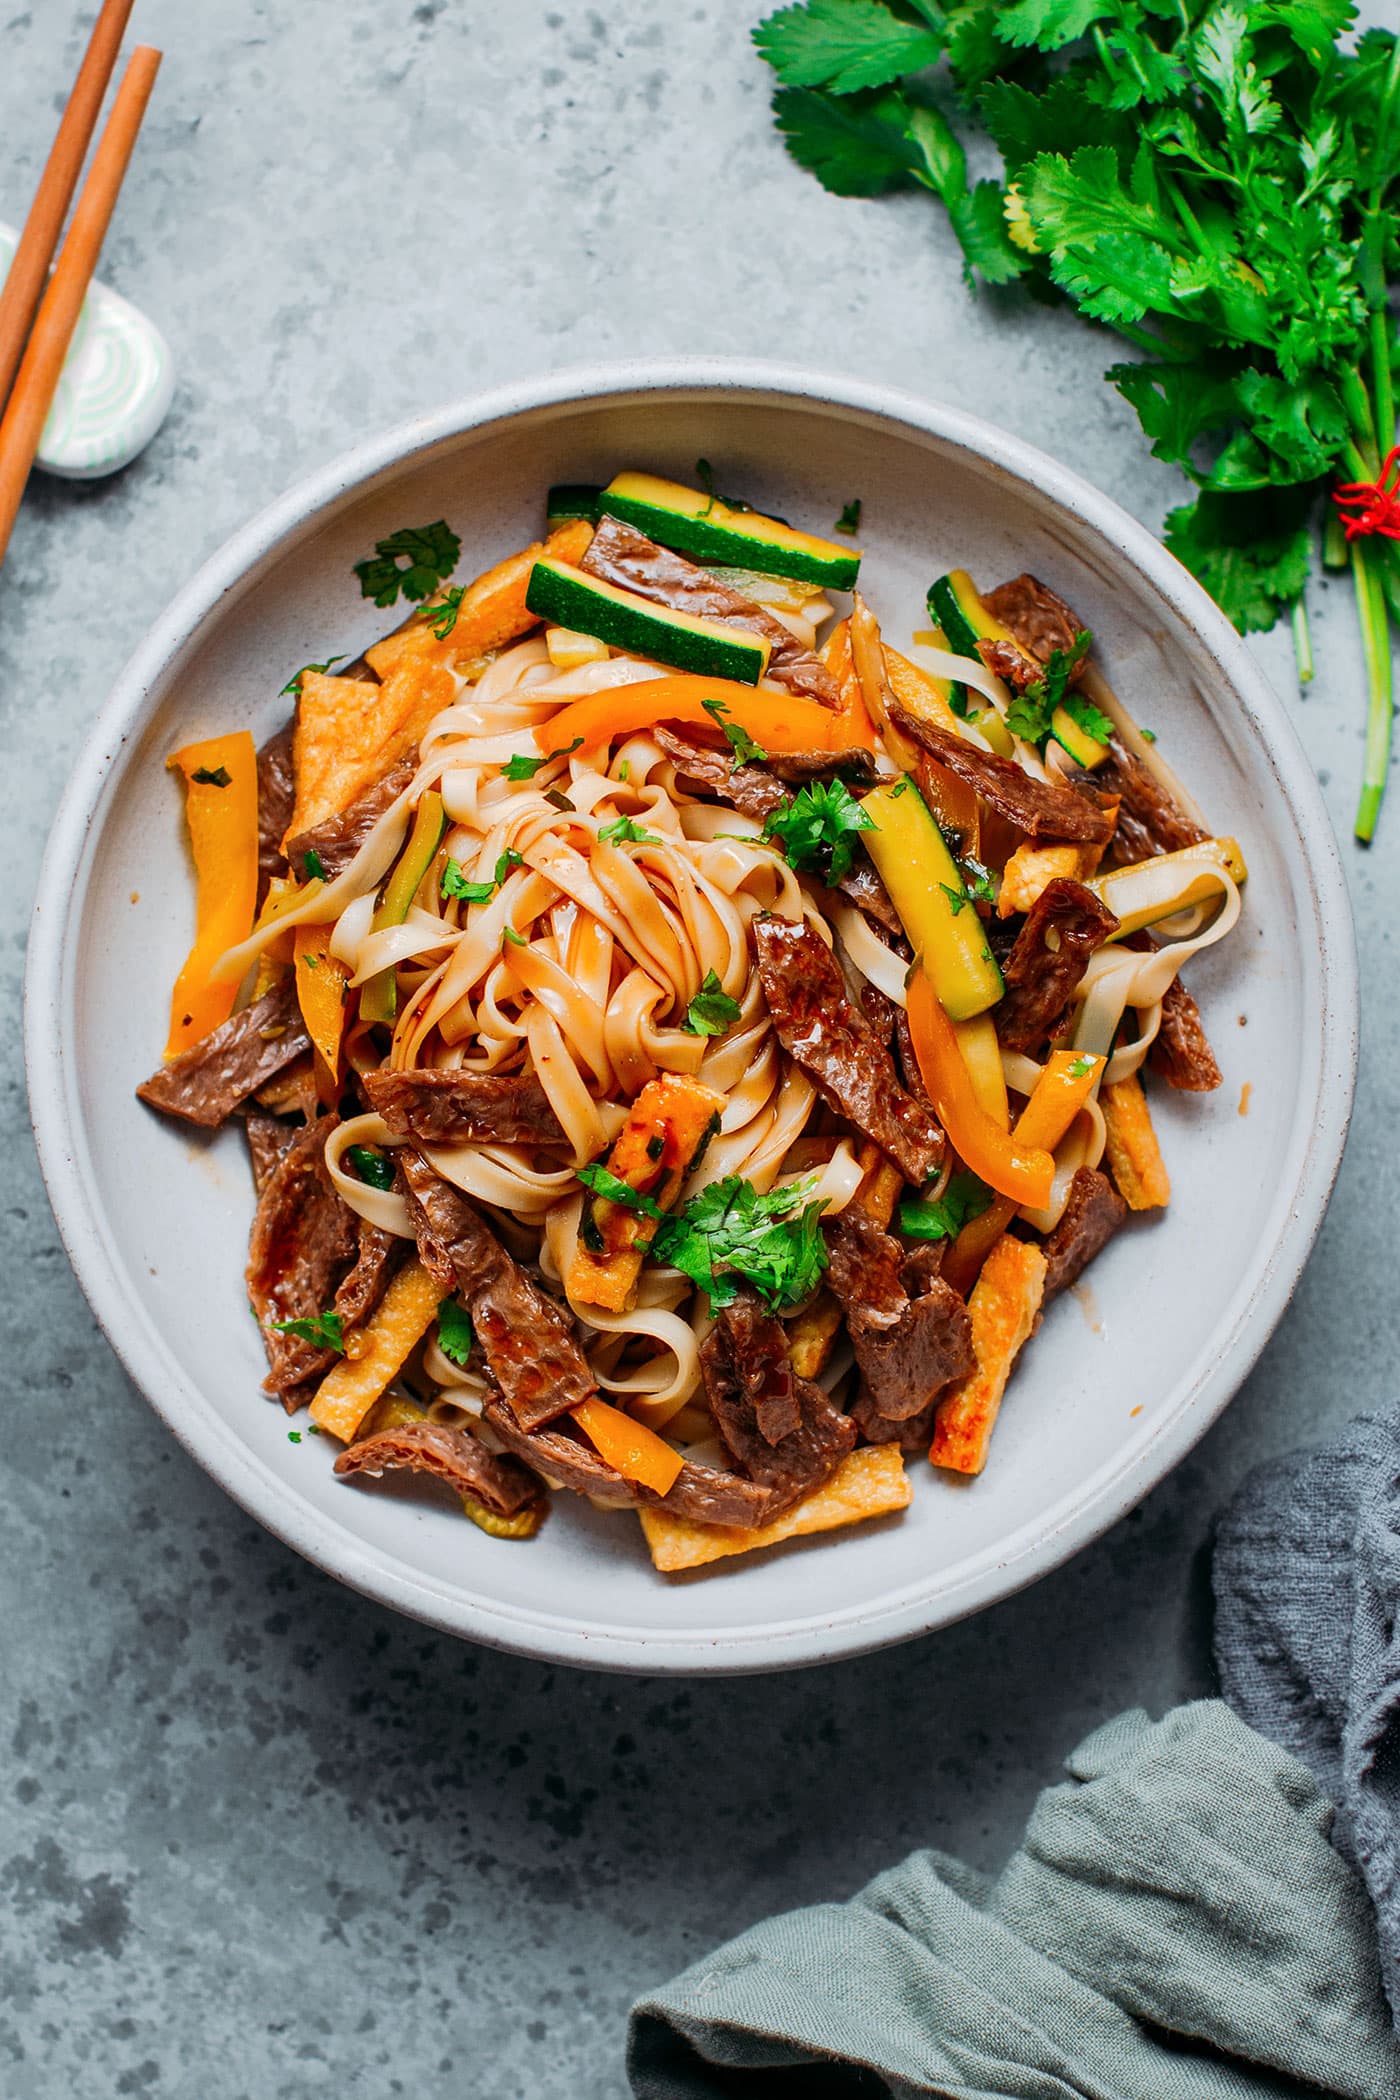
[1040,1167,1129,1303]
[247,1113,359,1402]
[137,980,312,1130]
[826,1208,974,1425]
[362,1066,567,1146]
[1149,975,1223,1092]
[581,514,839,705]
[982,574,1089,671]
[699,1290,856,1514]
[888,708,1117,846]
[753,916,945,1186]
[1096,736,1209,865]
[398,1150,593,1430]
[245,1110,299,1196]
[255,724,296,908]
[335,1418,545,1518]
[333,1218,402,1331]
[284,755,417,884]
[482,1392,779,1527]
[995,878,1120,1055]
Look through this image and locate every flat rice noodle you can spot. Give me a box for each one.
[363,1065,567,1146]
[137,980,311,1129]
[335,1418,544,1517]
[888,707,1117,846]
[581,515,839,705]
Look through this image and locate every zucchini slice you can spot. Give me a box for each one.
[598,472,860,589]
[861,781,1004,1022]
[525,559,771,683]
[1050,704,1109,770]
[546,483,602,525]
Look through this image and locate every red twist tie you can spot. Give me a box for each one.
[1333,444,1400,542]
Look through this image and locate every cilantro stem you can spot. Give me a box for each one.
[1340,367,1380,478]
[1352,540,1393,844]
[1291,597,1314,688]
[1371,306,1396,458]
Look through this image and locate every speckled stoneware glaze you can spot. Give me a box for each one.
[25,363,1358,1673]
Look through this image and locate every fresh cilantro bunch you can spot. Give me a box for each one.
[762,777,875,881]
[652,1175,830,1309]
[752,0,1400,837]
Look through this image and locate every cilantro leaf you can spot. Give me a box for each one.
[302,847,328,881]
[422,585,465,640]
[1004,629,1094,747]
[702,697,768,764]
[436,1297,475,1365]
[271,1310,345,1351]
[191,765,231,788]
[938,880,969,915]
[652,1175,829,1309]
[684,969,743,1037]
[578,1163,666,1220]
[762,777,874,882]
[280,655,346,696]
[598,815,660,845]
[754,0,942,95]
[503,736,584,782]
[898,1171,993,1241]
[347,1145,396,1191]
[835,497,863,533]
[993,0,1114,52]
[441,858,496,903]
[770,84,926,196]
[353,521,461,608]
[495,848,524,885]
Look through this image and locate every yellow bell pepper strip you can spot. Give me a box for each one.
[905,968,1055,1208]
[293,924,351,1092]
[360,789,448,1026]
[861,781,1004,1022]
[570,1394,684,1497]
[944,1050,1106,1294]
[308,1260,443,1442]
[164,732,259,1057]
[539,676,869,760]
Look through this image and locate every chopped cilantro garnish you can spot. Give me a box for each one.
[494,848,524,885]
[651,1174,828,1310]
[287,1430,302,1444]
[503,736,584,782]
[422,585,465,640]
[960,856,997,907]
[280,655,346,696]
[835,498,862,535]
[938,881,969,917]
[436,1297,475,1365]
[191,765,232,788]
[1004,631,1094,750]
[598,814,660,846]
[617,760,631,783]
[702,696,768,766]
[441,858,495,903]
[353,520,461,608]
[271,1309,345,1351]
[1140,728,1157,745]
[898,1172,993,1244]
[762,777,873,884]
[502,926,527,947]
[302,847,327,882]
[578,1163,666,1219]
[1068,1054,1097,1079]
[684,969,743,1038]
[347,1145,395,1191]
[1057,688,1114,748]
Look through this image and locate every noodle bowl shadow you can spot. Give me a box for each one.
[25,362,1358,1674]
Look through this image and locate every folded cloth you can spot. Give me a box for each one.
[628,1703,1399,2099]
[1214,1407,1400,2029]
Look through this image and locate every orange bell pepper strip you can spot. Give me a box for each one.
[164,732,259,1057]
[293,923,351,1090]
[822,618,879,749]
[944,1050,1106,1293]
[539,676,871,760]
[905,968,1055,1208]
[571,1394,684,1497]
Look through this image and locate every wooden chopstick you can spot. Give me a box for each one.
[0,0,136,414]
[0,45,161,573]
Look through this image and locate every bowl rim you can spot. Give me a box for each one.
[24,355,1359,1674]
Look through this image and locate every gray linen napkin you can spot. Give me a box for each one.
[628,1702,1399,2098]
[1214,1406,1400,2029]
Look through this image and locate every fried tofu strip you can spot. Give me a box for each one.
[930,1236,1046,1476]
[308,1260,443,1443]
[284,661,454,848]
[565,1073,723,1312]
[1101,1072,1171,1210]
[998,841,1100,917]
[640,1445,911,1572]
[365,518,595,682]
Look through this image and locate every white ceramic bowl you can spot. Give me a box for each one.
[26,362,1357,1674]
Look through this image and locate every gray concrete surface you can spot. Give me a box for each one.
[0,4,1393,2095]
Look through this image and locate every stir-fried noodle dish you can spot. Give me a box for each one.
[138,473,1243,1573]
